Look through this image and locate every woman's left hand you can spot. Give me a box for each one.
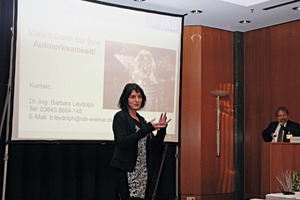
[150,113,171,130]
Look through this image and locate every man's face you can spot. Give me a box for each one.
[277,110,289,124]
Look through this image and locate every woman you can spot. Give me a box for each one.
[110,83,170,200]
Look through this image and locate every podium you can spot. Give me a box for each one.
[261,142,300,198]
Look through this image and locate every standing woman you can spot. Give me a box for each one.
[110,83,170,200]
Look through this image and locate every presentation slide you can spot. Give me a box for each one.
[11,0,183,142]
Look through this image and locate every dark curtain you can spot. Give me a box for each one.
[6,142,117,200]
[0,0,14,198]
[0,1,177,199]
[5,143,177,200]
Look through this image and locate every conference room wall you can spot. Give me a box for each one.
[244,19,300,199]
[180,25,234,200]
[180,20,300,200]
[1,0,299,198]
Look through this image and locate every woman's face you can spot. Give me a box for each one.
[128,90,143,111]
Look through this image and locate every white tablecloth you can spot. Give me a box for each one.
[266,192,300,200]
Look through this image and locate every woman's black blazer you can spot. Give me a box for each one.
[110,109,166,172]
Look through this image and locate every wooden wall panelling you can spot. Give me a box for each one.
[180,25,234,200]
[244,20,300,199]
[269,21,300,113]
[201,27,234,198]
[261,143,300,197]
[244,27,272,199]
[181,19,300,200]
[180,26,203,199]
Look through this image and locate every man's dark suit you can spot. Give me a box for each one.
[262,120,300,142]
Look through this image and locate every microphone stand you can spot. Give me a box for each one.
[152,144,168,200]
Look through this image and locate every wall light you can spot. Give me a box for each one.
[210,90,229,157]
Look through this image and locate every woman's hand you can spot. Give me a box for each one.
[150,113,171,130]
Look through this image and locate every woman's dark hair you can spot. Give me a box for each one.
[118,83,146,109]
[275,106,289,116]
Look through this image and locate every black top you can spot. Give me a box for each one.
[110,109,166,173]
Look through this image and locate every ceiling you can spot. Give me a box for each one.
[96,0,300,32]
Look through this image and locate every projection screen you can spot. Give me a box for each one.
[10,0,183,142]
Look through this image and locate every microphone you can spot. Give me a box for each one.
[279,122,284,126]
[279,122,285,129]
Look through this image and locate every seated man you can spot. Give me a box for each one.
[262,106,300,142]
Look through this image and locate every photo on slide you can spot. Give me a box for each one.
[103,40,176,112]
